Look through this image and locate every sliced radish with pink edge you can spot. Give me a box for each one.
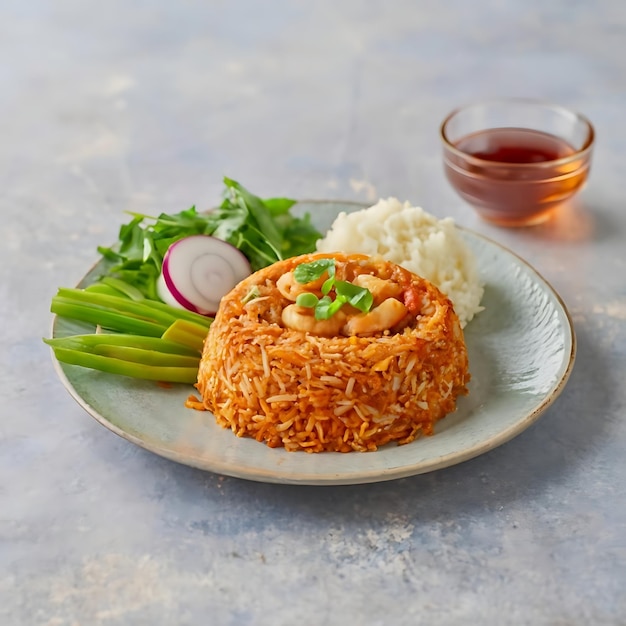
[157,235,251,316]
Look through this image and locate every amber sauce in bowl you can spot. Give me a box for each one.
[441,100,594,227]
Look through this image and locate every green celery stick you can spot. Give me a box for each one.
[45,334,199,356]
[161,319,207,352]
[100,277,145,301]
[44,338,200,366]
[138,299,213,328]
[166,318,209,339]
[82,283,213,329]
[55,289,178,326]
[91,345,199,367]
[85,283,127,297]
[51,300,167,336]
[49,347,199,383]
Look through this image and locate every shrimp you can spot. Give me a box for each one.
[282,304,346,336]
[352,274,403,305]
[342,298,408,336]
[276,271,327,301]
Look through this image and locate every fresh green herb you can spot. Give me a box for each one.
[334,280,374,313]
[97,177,322,299]
[261,197,297,215]
[293,259,335,284]
[292,259,374,320]
[321,274,335,295]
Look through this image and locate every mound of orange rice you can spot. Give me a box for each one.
[195,252,470,453]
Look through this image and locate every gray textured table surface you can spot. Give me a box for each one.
[2,1,625,625]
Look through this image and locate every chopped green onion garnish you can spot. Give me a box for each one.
[295,292,319,308]
[241,285,261,304]
[291,259,374,320]
[314,295,345,320]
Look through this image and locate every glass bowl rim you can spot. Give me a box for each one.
[440,97,595,169]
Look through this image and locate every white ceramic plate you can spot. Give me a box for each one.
[50,201,575,485]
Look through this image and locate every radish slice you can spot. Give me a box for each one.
[157,235,251,316]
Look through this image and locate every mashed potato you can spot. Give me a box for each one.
[316,198,484,327]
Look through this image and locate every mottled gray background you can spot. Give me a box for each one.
[2,1,625,625]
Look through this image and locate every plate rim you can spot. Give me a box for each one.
[49,202,577,485]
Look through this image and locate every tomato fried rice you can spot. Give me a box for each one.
[194,252,470,452]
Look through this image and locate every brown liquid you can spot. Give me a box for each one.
[456,128,574,164]
[443,128,590,226]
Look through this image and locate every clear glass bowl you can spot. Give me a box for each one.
[441,98,595,227]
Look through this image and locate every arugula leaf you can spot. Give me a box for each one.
[276,213,322,258]
[118,216,145,256]
[261,197,297,216]
[210,202,248,241]
[228,227,278,271]
[97,245,124,262]
[93,178,322,299]
[223,177,283,256]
